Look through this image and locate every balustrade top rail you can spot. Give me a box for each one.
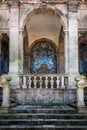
[19,74,68,89]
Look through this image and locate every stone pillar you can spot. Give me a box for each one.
[68,13,78,74]
[64,30,69,74]
[0,74,12,108]
[0,37,2,73]
[28,54,30,74]
[75,75,86,112]
[68,2,79,87]
[77,86,85,107]
[19,30,24,74]
[9,4,19,88]
[2,86,10,107]
[9,5,19,74]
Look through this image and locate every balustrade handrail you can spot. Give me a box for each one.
[19,73,68,77]
[19,74,69,89]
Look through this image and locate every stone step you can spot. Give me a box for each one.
[0,105,87,130]
[0,125,87,130]
[9,105,77,114]
[0,119,87,125]
[9,109,76,114]
[0,113,87,119]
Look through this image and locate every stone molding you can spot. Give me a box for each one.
[68,1,79,13]
[0,0,86,5]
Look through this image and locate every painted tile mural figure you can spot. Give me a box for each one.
[30,41,57,74]
[79,43,87,75]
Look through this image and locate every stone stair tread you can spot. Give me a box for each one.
[0,125,87,129]
[11,105,75,110]
[0,105,87,129]
[0,113,87,116]
[0,119,87,122]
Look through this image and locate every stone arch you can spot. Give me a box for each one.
[29,38,57,55]
[21,7,66,29]
[22,7,65,74]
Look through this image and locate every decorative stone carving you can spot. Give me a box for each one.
[68,1,79,13]
[44,0,67,4]
[0,14,8,27]
[0,0,7,3]
[75,75,87,110]
[75,75,86,87]
[0,74,11,108]
[0,74,11,87]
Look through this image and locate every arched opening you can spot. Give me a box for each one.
[79,34,87,76]
[30,39,57,74]
[0,33,9,75]
[23,8,65,74]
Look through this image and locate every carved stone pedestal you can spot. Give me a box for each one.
[75,75,87,113]
[0,74,11,113]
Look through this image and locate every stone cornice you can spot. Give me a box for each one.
[67,1,79,12]
[0,0,87,6]
[0,0,85,4]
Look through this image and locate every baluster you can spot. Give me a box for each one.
[34,76,37,88]
[45,76,48,88]
[51,76,54,89]
[23,76,26,89]
[64,77,68,88]
[56,77,60,88]
[29,76,31,88]
[61,77,65,89]
[19,76,23,88]
[40,76,42,88]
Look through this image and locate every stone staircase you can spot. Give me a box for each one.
[0,105,87,130]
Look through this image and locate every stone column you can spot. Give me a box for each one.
[64,30,69,74]
[0,37,2,73]
[9,5,19,74]
[19,30,24,74]
[2,86,10,107]
[28,54,30,74]
[68,2,79,87]
[69,13,78,74]
[9,4,19,88]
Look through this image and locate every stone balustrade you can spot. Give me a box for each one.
[19,74,68,89]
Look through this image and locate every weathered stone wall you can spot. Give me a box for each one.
[0,0,87,104]
[11,88,76,105]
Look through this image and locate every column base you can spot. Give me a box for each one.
[78,106,87,113]
[9,73,19,89]
[0,106,9,113]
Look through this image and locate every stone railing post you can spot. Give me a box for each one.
[2,85,10,107]
[0,74,12,108]
[75,75,87,113]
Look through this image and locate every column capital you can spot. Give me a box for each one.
[67,0,79,13]
[0,33,3,41]
[63,29,69,34]
[19,28,24,33]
